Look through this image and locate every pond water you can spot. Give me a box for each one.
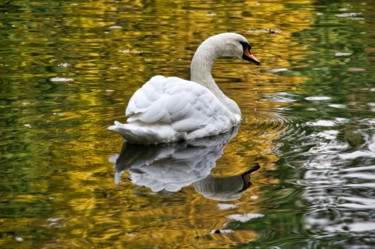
[1,0,375,248]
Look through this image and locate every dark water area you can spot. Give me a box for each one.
[0,0,374,248]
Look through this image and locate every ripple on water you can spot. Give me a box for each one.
[268,92,299,103]
[294,116,375,240]
[49,77,74,82]
[305,96,332,101]
[249,112,292,136]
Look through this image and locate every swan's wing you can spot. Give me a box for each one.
[126,76,230,132]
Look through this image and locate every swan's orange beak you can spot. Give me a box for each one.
[243,48,260,65]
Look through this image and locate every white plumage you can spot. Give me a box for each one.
[108,33,260,144]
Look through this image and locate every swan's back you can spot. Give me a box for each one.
[108,76,240,144]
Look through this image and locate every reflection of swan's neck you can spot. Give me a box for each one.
[190,41,241,116]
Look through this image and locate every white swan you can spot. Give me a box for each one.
[108,33,260,144]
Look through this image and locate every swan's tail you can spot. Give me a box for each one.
[108,121,178,144]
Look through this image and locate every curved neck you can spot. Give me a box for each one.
[190,42,241,116]
[190,42,217,89]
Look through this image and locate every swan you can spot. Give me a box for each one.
[108,32,260,144]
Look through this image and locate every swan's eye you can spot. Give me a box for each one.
[239,41,252,50]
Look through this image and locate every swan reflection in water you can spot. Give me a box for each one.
[110,126,260,201]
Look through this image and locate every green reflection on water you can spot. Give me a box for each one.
[1,0,375,248]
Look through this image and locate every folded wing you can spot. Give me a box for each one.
[126,75,231,133]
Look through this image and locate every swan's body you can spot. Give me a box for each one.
[109,33,260,144]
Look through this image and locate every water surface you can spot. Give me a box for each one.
[1,0,375,248]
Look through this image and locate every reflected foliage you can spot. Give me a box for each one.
[0,0,375,248]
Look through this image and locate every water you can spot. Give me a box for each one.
[1,0,374,248]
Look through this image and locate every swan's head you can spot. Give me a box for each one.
[204,33,261,65]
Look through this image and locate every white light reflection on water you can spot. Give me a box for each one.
[298,116,375,242]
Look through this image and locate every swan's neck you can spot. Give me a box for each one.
[190,43,241,116]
